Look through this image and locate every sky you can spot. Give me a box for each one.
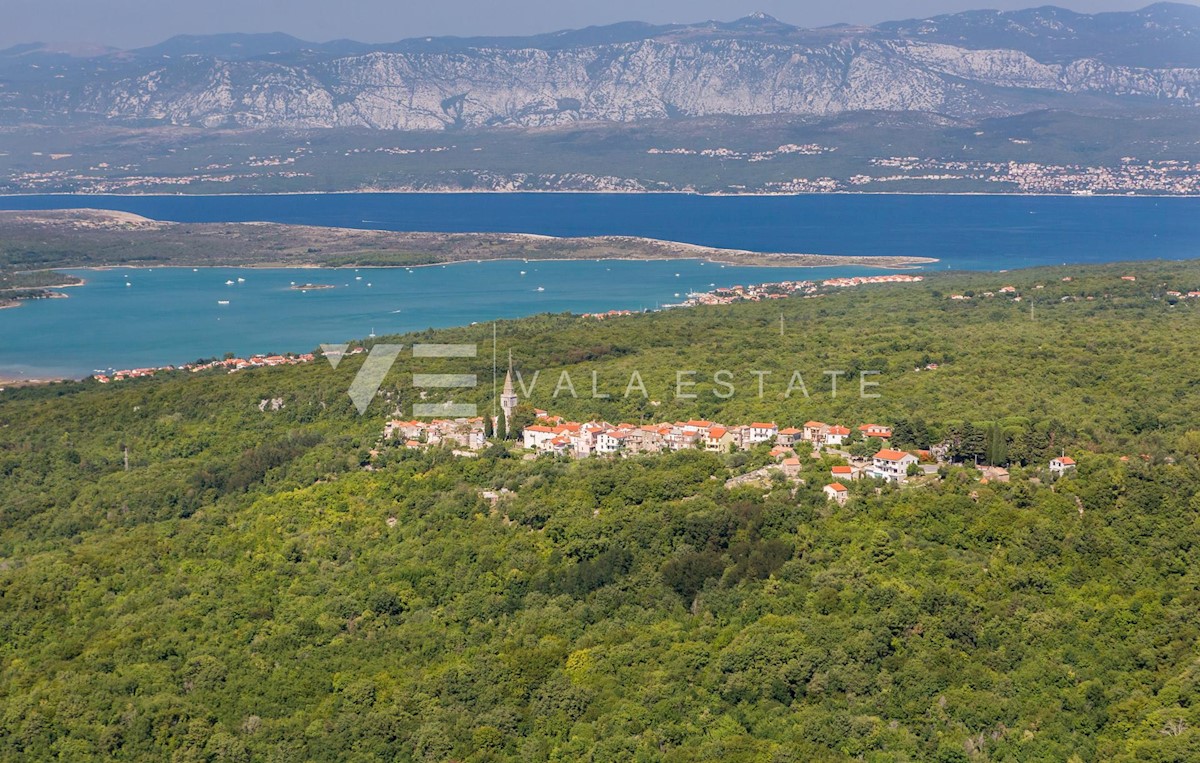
[2,0,1190,50]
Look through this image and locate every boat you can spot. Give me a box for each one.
[237,277,245,283]
[225,280,235,285]
[519,270,526,275]
[217,300,230,305]
[536,286,545,292]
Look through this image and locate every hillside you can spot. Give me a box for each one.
[0,5,1198,196]
[3,259,1200,760]
[3,5,1199,130]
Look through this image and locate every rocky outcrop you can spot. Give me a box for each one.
[6,5,1199,130]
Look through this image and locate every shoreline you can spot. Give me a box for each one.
[0,374,68,387]
[57,254,938,272]
[1,213,938,271]
[2,189,1199,200]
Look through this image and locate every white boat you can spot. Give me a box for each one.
[217,300,230,305]
[536,286,545,292]
[519,270,526,275]
[355,276,363,280]
[225,280,235,285]
[237,277,246,283]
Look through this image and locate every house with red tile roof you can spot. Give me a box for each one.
[776,427,803,447]
[706,426,735,452]
[867,449,918,483]
[824,483,849,505]
[1049,456,1076,476]
[859,424,893,439]
[802,421,827,442]
[597,430,631,454]
[747,422,779,445]
[824,425,851,446]
[831,464,857,481]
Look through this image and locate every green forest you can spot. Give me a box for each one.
[4,259,1200,761]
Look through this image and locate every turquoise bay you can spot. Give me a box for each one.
[1,193,1198,379]
[0,260,879,379]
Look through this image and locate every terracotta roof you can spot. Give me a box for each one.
[782,457,801,466]
[804,421,826,428]
[708,427,728,438]
[826,482,848,492]
[750,422,777,429]
[779,427,802,435]
[874,449,914,462]
[1054,456,1076,465]
[832,465,853,474]
[827,425,851,435]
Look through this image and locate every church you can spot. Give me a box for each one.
[499,351,519,433]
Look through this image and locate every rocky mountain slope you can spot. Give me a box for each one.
[1,4,1198,131]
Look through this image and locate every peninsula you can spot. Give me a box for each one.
[0,209,936,271]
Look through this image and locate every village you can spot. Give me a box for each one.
[383,408,1080,505]
[382,362,1079,504]
[674,274,924,308]
[92,349,333,383]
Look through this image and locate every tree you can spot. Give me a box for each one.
[984,422,1009,466]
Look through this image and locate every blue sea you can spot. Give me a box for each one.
[1,193,1197,379]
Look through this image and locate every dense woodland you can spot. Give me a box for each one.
[4,260,1200,760]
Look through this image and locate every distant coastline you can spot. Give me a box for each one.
[2,189,1198,199]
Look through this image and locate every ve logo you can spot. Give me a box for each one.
[321,342,479,416]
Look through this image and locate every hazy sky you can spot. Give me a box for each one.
[3,0,1189,50]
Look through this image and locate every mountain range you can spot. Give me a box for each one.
[1,3,1198,131]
